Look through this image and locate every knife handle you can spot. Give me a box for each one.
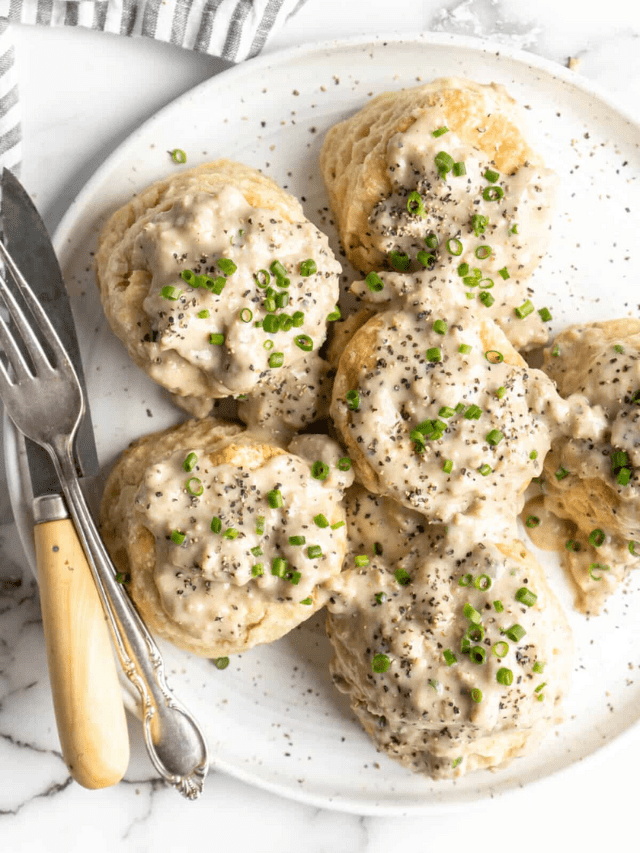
[33,497,129,789]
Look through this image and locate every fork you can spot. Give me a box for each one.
[0,241,209,800]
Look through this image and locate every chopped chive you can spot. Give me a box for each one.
[479,292,495,307]
[493,641,509,658]
[529,450,538,460]
[486,429,504,446]
[271,557,288,578]
[239,307,253,323]
[475,245,492,260]
[197,309,210,319]
[181,269,197,286]
[223,528,238,540]
[355,555,370,567]
[372,653,391,673]
[555,466,570,481]
[185,477,203,496]
[210,517,222,534]
[458,343,472,355]
[252,564,265,577]
[406,190,426,217]
[300,259,317,277]
[366,272,385,292]
[470,646,486,665]
[251,546,264,557]
[295,334,313,352]
[417,250,436,267]
[255,516,265,535]
[306,545,323,559]
[210,333,225,346]
[389,250,410,271]
[337,457,352,471]
[269,352,284,368]
[439,406,456,418]
[496,667,513,686]
[254,269,270,288]
[289,536,306,546]
[515,587,537,607]
[614,344,624,354]
[443,649,457,666]
[464,404,482,420]
[213,657,230,670]
[479,463,492,476]
[463,602,482,624]
[300,597,313,605]
[484,168,500,183]
[629,541,639,557]
[496,386,506,399]
[565,539,581,552]
[538,307,553,322]
[270,260,287,279]
[470,213,488,237]
[617,468,632,486]
[346,389,360,411]
[314,514,329,528]
[504,624,526,642]
[425,233,439,249]
[292,310,306,326]
[267,490,283,509]
[171,148,187,164]
[589,528,605,547]
[589,562,610,581]
[483,186,504,201]
[515,300,534,319]
[474,574,492,591]
[533,661,545,673]
[446,237,463,256]
[459,573,473,587]
[170,529,186,545]
[426,347,442,362]
[288,571,302,585]
[435,150,455,175]
[330,520,345,531]
[218,258,237,276]
[526,515,540,528]
[498,267,510,280]
[458,263,470,276]
[311,460,330,481]
[326,306,341,322]
[470,687,483,703]
[493,600,504,612]
[183,452,198,472]
[161,285,182,300]
[433,319,448,335]
[395,568,411,586]
[453,161,466,176]
[442,459,454,474]
[432,126,449,137]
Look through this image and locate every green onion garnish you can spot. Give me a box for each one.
[326,306,341,322]
[270,260,287,280]
[417,251,435,267]
[183,452,198,472]
[197,309,210,319]
[504,624,526,642]
[295,334,313,352]
[496,386,506,399]
[426,347,442,362]
[251,546,263,557]
[439,406,456,418]
[267,489,283,509]
[433,319,448,335]
[515,587,537,607]
[458,263,469,276]
[555,466,569,481]
[252,564,264,577]
[463,602,482,624]
[475,245,492,260]
[486,429,504,446]
[171,148,187,164]
[589,562,610,581]
[478,463,493,476]
[442,459,454,474]
[470,213,488,237]
[533,661,545,673]
[443,649,457,666]
[435,150,455,175]
[181,269,197,286]
[223,528,238,540]
[263,314,279,334]
[275,291,289,309]
[494,600,504,612]
[464,404,482,420]
[459,573,472,587]
[498,267,510,280]
[311,460,330,481]
[588,528,605,547]
[254,269,270,288]
[346,389,360,411]
[389,250,410,271]
[629,541,639,557]
[355,555,369,567]
[395,568,411,586]
[255,516,265,535]
[269,352,284,368]
[470,687,483,703]
[306,545,322,559]
[314,514,329,528]
[210,333,225,346]
[210,517,222,534]
[372,654,391,673]
[458,343,472,355]
[538,307,552,322]
[289,536,306,546]
[365,271,385,292]
[218,258,237,276]
[425,233,439,249]
[170,530,186,545]
[338,457,352,471]
[515,300,534,319]
[213,656,230,670]
[565,539,580,552]
[496,667,513,686]
[470,646,486,665]
[239,307,253,323]
[479,292,495,307]
[483,186,504,201]
[484,168,500,183]
[526,516,540,528]
[292,310,305,327]
[493,641,509,658]
[617,468,631,486]
[300,597,313,605]
[271,557,288,578]
[432,126,449,137]
[330,520,345,531]
[446,237,463,256]
[161,285,182,301]
[474,574,492,591]
[406,190,426,217]
[186,477,203,496]
[300,259,317,277]
[453,161,466,176]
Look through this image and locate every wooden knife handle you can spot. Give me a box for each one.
[34,515,130,789]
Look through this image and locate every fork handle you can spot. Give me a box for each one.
[49,436,209,799]
[33,499,129,789]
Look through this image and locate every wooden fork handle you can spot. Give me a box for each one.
[34,505,129,789]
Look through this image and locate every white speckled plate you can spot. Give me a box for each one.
[5,33,640,814]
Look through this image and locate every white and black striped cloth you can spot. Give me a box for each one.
[0,0,304,174]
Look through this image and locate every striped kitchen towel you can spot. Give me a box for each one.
[0,0,306,174]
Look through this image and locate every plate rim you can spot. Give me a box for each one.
[5,30,640,814]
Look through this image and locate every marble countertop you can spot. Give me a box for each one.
[1,1,639,849]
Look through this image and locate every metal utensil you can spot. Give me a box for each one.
[1,168,130,790]
[0,224,209,799]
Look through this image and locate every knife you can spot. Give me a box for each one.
[1,169,130,789]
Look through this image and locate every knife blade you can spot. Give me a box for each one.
[1,168,130,789]
[1,168,99,489]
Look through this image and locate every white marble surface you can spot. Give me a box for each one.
[1,0,639,849]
